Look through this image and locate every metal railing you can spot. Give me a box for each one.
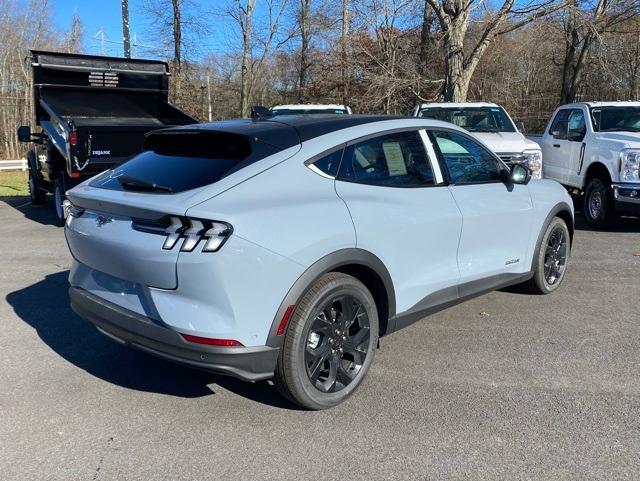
[0,159,27,171]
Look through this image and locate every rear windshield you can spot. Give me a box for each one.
[90,131,280,193]
[418,106,515,133]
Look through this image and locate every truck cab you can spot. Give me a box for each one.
[413,102,543,179]
[530,102,640,227]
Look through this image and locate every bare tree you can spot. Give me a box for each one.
[341,0,350,105]
[426,0,568,101]
[298,0,311,101]
[559,0,640,103]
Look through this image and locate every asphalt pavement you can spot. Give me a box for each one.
[1,196,639,481]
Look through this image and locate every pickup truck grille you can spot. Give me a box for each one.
[496,152,520,164]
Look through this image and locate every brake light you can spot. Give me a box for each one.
[70,172,80,178]
[180,333,243,347]
[69,131,77,146]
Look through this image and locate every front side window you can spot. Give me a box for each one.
[549,109,571,139]
[431,130,502,184]
[418,106,515,133]
[338,130,435,187]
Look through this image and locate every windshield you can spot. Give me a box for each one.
[590,106,640,132]
[271,108,348,115]
[417,106,516,133]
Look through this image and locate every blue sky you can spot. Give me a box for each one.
[52,0,235,59]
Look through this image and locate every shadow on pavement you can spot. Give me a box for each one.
[6,271,300,410]
[0,196,61,227]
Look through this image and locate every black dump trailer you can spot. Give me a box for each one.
[17,50,197,224]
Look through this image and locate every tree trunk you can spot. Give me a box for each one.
[340,0,350,106]
[298,0,311,102]
[419,0,435,77]
[171,0,182,101]
[240,0,255,117]
[443,19,469,101]
[121,0,131,58]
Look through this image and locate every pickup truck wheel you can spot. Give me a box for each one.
[583,177,614,228]
[53,177,66,226]
[527,217,570,294]
[274,272,378,410]
[28,169,46,205]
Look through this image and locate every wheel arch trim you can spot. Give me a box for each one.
[530,201,574,272]
[266,248,396,348]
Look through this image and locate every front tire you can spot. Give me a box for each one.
[583,177,614,228]
[274,272,379,410]
[527,217,570,294]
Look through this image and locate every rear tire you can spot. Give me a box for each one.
[583,177,614,228]
[27,152,46,204]
[53,177,66,226]
[526,217,570,294]
[274,272,379,410]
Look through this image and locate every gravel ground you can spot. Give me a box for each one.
[1,196,639,481]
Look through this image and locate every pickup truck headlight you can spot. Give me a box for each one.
[521,150,543,179]
[620,149,640,182]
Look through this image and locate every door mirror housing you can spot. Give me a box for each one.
[515,121,526,133]
[567,129,585,142]
[510,163,532,185]
[17,125,31,142]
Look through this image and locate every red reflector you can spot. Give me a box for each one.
[277,305,296,336]
[180,333,243,347]
[69,131,77,146]
[70,172,80,178]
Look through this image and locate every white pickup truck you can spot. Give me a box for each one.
[529,102,640,227]
[413,102,543,179]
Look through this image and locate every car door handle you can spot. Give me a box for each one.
[553,144,561,148]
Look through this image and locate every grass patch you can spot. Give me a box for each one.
[0,171,29,196]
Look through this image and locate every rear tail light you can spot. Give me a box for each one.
[133,216,232,253]
[62,200,84,218]
[180,333,243,347]
[69,131,77,146]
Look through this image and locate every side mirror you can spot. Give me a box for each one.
[17,125,31,142]
[510,163,531,185]
[515,121,526,133]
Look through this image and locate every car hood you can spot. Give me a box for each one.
[470,131,540,154]
[593,131,640,148]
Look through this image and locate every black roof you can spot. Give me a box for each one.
[148,114,405,151]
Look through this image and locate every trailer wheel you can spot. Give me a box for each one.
[27,152,46,205]
[53,177,66,226]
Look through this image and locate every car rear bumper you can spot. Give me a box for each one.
[612,183,640,214]
[69,287,279,382]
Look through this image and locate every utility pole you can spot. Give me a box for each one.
[121,0,131,58]
[207,75,212,122]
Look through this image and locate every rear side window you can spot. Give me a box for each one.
[90,132,280,193]
[338,130,435,187]
[309,148,343,177]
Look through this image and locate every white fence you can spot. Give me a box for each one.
[0,159,27,171]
